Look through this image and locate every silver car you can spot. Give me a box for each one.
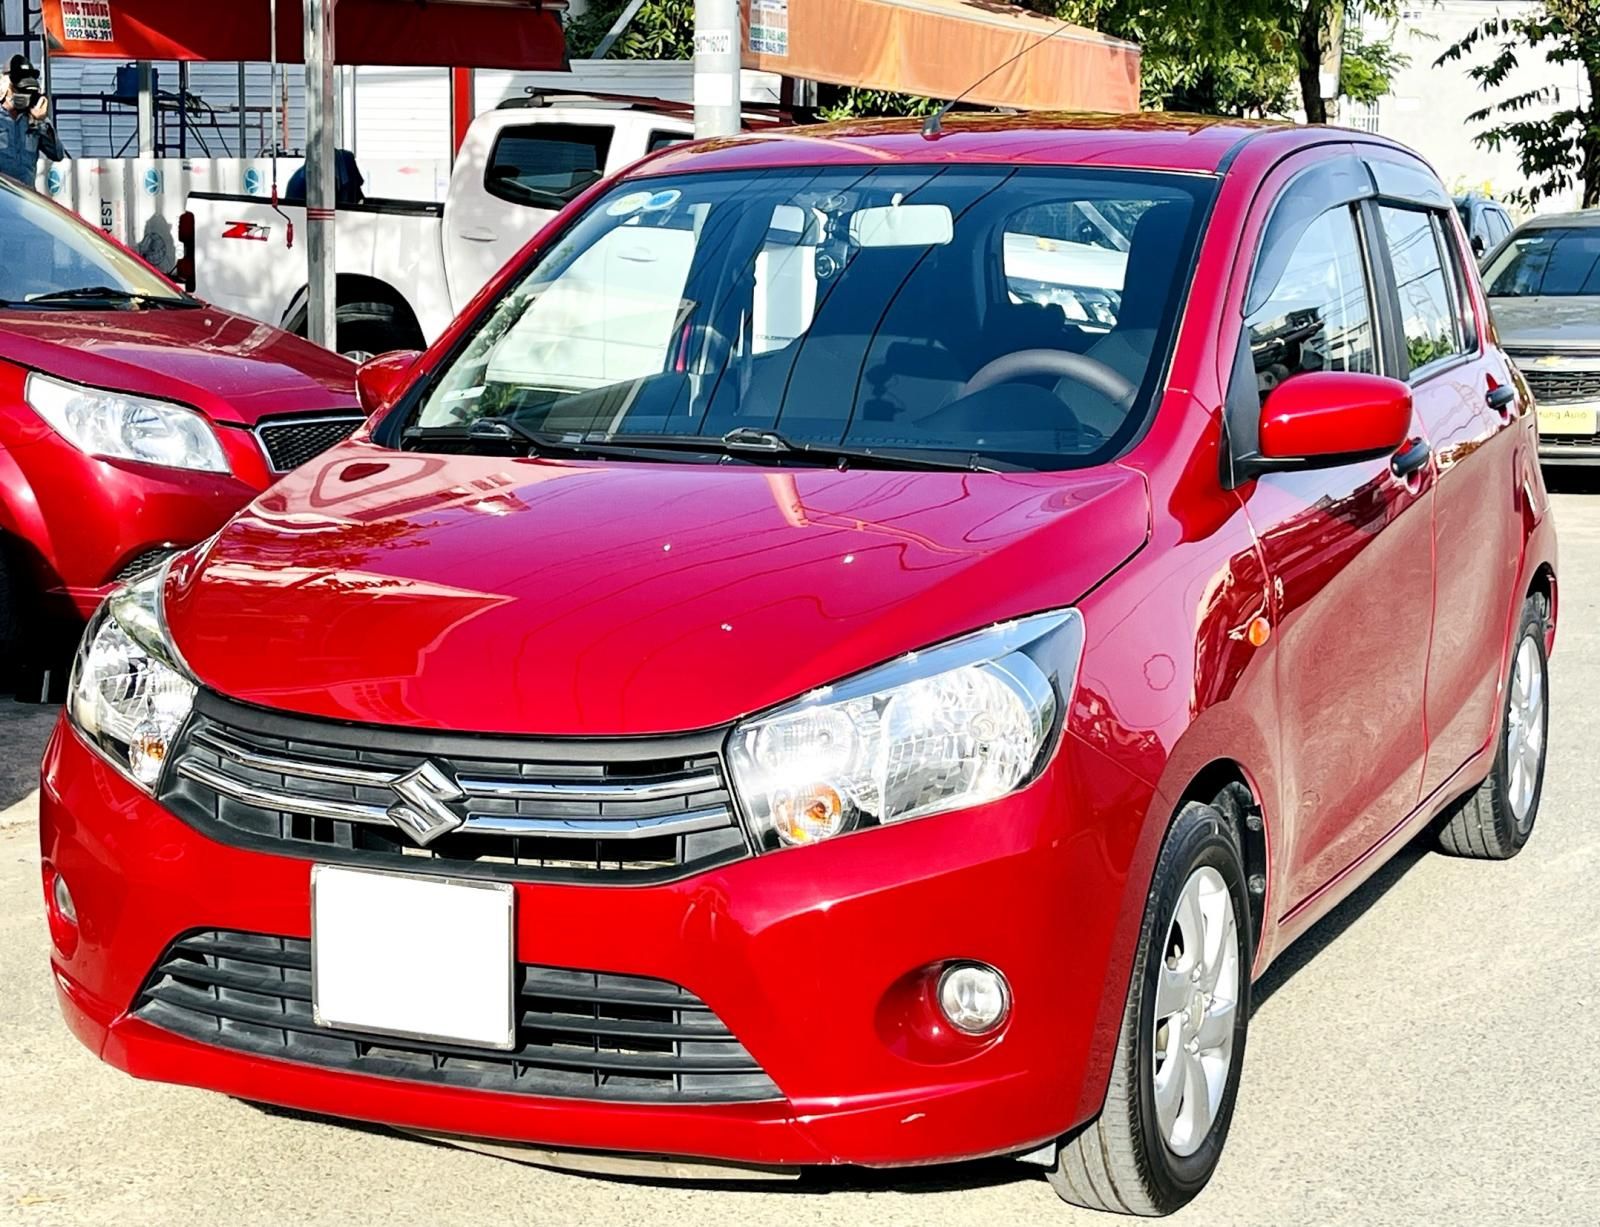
[1483,210,1600,464]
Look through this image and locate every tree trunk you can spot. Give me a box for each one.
[1299,1,1328,125]
[1585,64,1600,209]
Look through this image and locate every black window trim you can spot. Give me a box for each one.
[483,122,616,210]
[1369,198,1478,387]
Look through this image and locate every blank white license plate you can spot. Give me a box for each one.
[311,865,515,1050]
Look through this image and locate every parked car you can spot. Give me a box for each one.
[1454,191,1515,260]
[41,116,1555,1215]
[0,174,364,691]
[183,95,780,359]
[1480,209,1600,463]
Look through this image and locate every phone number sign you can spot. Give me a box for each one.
[60,0,115,43]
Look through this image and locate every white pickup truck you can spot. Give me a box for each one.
[183,97,708,358]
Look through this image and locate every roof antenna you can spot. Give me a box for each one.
[923,19,1078,138]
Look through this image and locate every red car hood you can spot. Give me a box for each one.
[0,307,356,424]
[166,444,1151,736]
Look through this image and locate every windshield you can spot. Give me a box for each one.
[0,176,184,306]
[1483,226,1600,298]
[407,165,1213,469]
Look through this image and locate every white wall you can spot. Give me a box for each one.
[1364,1,1591,214]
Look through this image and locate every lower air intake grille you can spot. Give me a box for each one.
[256,415,364,471]
[134,930,781,1104]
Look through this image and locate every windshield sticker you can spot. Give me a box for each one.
[443,386,485,403]
[606,189,681,219]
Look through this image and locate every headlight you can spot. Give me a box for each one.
[728,610,1084,851]
[25,371,229,473]
[68,562,197,793]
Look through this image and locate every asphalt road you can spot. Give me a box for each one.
[4,492,1600,1226]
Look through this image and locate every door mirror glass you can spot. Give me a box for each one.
[1259,371,1412,464]
[356,349,423,416]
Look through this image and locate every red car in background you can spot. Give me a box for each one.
[41,116,1555,1214]
[0,174,363,691]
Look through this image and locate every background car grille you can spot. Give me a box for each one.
[256,415,365,471]
[134,930,781,1104]
[112,545,180,583]
[158,692,748,884]
[1519,367,1600,406]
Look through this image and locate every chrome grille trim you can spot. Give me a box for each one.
[456,773,724,801]
[176,759,394,826]
[158,692,749,882]
[460,806,733,840]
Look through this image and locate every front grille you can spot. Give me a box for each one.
[158,692,748,884]
[134,930,780,1103]
[1520,367,1600,406]
[255,414,364,471]
[112,545,179,583]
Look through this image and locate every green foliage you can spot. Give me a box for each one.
[566,0,695,61]
[1340,25,1409,106]
[1437,1,1600,209]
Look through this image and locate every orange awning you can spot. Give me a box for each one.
[40,0,569,70]
[741,0,1139,112]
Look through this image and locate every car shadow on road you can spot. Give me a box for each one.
[1251,836,1431,1012]
[0,698,59,814]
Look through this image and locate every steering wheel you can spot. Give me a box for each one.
[957,349,1138,409]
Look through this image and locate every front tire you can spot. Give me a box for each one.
[1436,593,1549,860]
[1049,802,1251,1216]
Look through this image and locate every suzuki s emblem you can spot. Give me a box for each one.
[386,761,465,845]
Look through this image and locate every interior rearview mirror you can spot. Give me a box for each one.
[849,204,953,248]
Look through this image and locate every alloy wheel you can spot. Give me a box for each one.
[1151,865,1240,1158]
[1505,635,1546,829]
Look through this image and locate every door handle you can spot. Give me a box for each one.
[1391,437,1432,479]
[1486,384,1516,414]
[457,227,497,243]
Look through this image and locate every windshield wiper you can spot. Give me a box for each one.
[404,418,1003,471]
[603,427,1002,472]
[19,286,198,309]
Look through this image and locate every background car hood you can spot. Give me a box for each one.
[0,307,357,423]
[165,445,1151,736]
[1490,296,1600,350]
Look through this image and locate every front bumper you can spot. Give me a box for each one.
[40,713,1153,1169]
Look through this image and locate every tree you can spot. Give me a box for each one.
[1437,1,1600,208]
[566,1,693,61]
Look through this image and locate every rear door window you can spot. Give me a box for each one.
[1246,205,1378,402]
[485,124,615,209]
[1377,205,1463,376]
[647,130,689,153]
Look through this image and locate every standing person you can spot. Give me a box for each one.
[0,55,66,187]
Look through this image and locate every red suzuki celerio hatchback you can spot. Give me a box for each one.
[40,116,1556,1215]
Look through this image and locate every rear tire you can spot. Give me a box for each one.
[1048,802,1251,1216]
[333,302,423,363]
[1435,593,1549,860]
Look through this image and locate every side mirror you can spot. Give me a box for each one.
[355,349,423,416]
[1230,371,1412,484]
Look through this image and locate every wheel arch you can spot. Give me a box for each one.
[281,275,425,344]
[1173,759,1269,960]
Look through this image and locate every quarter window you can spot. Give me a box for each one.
[485,124,614,209]
[1246,206,1378,403]
[1377,206,1463,375]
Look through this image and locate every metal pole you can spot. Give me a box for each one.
[237,62,247,157]
[693,0,740,139]
[136,61,156,156]
[304,0,338,351]
[178,61,189,158]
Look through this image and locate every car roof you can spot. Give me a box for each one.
[633,111,1408,179]
[1517,209,1600,230]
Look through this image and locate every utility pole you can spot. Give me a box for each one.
[304,0,338,351]
[693,0,740,138]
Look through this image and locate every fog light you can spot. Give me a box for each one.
[937,962,1010,1035]
[52,871,78,925]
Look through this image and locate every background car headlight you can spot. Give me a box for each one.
[728,610,1084,851]
[25,371,229,473]
[68,563,196,793]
